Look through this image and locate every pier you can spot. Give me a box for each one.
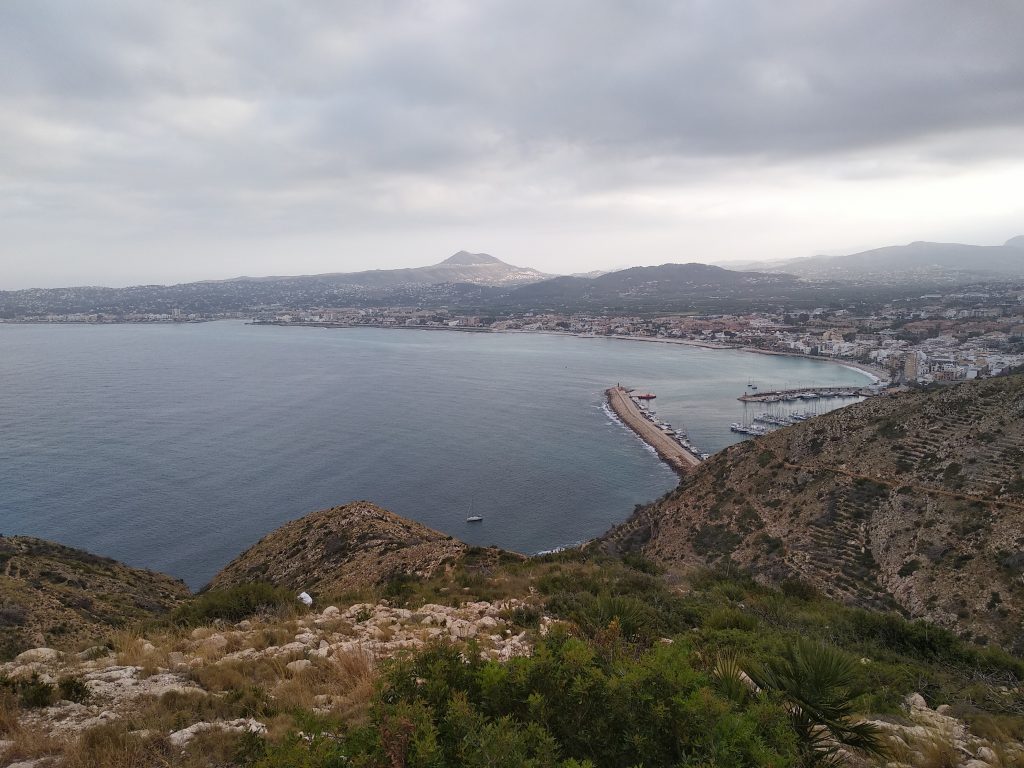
[738,385,876,403]
[606,386,702,474]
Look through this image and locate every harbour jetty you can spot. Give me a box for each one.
[606,386,702,474]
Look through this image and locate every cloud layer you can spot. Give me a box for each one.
[2,1,1023,287]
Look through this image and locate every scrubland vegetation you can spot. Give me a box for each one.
[5,548,1020,767]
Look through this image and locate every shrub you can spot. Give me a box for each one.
[780,578,820,601]
[752,639,887,765]
[58,676,90,704]
[17,674,55,709]
[172,582,295,626]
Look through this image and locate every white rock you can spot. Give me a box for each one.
[975,746,998,763]
[168,718,266,747]
[905,692,928,710]
[286,659,311,674]
[448,619,477,639]
[14,647,61,664]
[275,642,307,657]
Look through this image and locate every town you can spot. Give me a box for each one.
[251,285,1024,385]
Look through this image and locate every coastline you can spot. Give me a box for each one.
[252,320,889,383]
[605,386,702,475]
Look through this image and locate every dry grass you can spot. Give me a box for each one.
[314,616,356,636]
[191,655,290,693]
[997,746,1024,768]
[0,721,60,764]
[61,723,168,768]
[111,629,175,676]
[272,650,376,720]
[0,688,20,735]
[915,735,961,768]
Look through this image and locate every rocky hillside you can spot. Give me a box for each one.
[208,502,470,597]
[604,375,1024,649]
[0,537,189,660]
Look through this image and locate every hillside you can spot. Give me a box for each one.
[603,375,1024,649]
[208,502,472,596]
[495,261,865,313]
[0,536,189,659]
[774,236,1024,282]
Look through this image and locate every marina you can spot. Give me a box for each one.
[738,385,877,403]
[606,386,705,474]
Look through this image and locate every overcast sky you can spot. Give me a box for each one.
[2,1,1023,288]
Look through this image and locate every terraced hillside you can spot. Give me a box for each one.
[0,536,189,659]
[603,375,1024,649]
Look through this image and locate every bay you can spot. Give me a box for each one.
[0,321,871,589]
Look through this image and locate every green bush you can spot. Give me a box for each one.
[172,582,296,626]
[9,673,56,708]
[58,675,90,703]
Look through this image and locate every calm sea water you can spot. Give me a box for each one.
[0,322,870,589]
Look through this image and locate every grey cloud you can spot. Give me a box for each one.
[1,0,1023,286]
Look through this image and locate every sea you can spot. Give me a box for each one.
[0,321,873,589]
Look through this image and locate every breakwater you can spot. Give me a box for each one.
[606,386,702,474]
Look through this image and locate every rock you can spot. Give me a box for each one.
[168,718,266,747]
[936,704,953,715]
[77,645,111,661]
[320,606,341,619]
[274,642,307,657]
[14,647,61,664]
[199,634,228,651]
[905,692,928,710]
[286,659,311,674]
[975,746,998,763]
[448,619,477,639]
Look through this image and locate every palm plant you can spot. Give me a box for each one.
[752,639,887,766]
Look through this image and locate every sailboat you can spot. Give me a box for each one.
[466,497,483,522]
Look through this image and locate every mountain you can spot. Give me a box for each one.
[497,262,830,312]
[0,536,189,659]
[229,251,551,289]
[773,236,1024,282]
[603,374,1024,650]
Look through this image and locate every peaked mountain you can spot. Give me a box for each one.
[603,374,1024,649]
[228,251,550,288]
[774,236,1024,281]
